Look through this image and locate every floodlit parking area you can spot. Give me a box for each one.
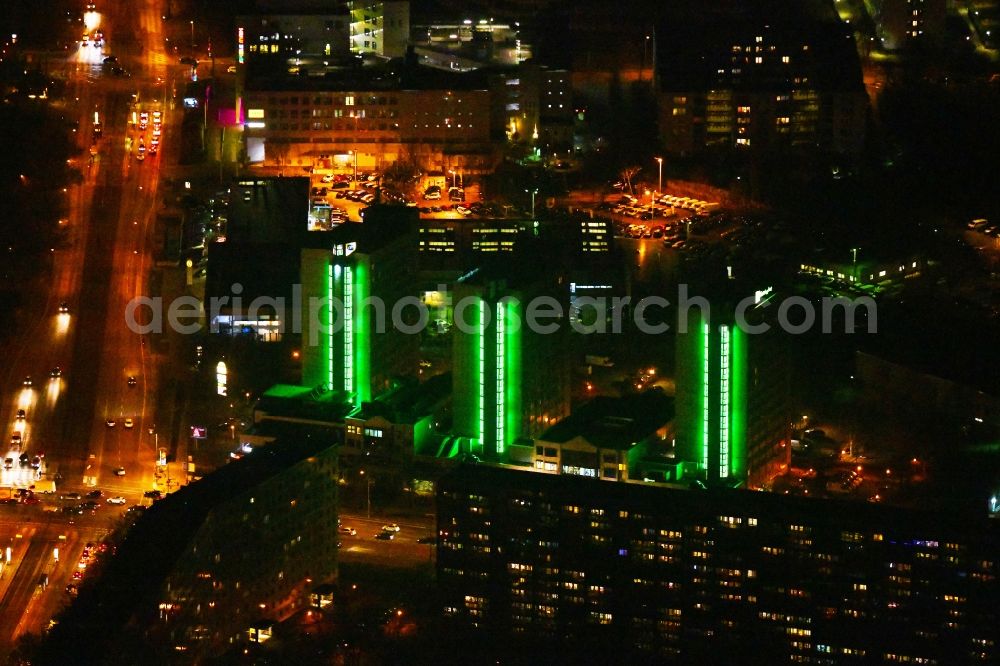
[308,171,519,222]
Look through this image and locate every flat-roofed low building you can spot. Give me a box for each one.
[342,372,452,466]
[528,391,674,482]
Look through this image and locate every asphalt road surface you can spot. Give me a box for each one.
[0,0,175,652]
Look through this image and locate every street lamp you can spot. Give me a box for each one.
[654,156,663,195]
[190,21,195,49]
[645,189,653,214]
[526,188,538,219]
[359,469,371,518]
[349,150,357,182]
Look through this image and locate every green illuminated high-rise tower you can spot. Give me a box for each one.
[301,206,419,407]
[675,290,789,487]
[452,273,570,462]
[325,250,372,404]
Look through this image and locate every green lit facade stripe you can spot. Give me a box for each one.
[702,322,710,470]
[495,301,505,455]
[327,264,335,390]
[504,300,520,458]
[477,298,486,447]
[731,326,746,479]
[719,325,731,478]
[343,266,354,394]
[353,261,370,405]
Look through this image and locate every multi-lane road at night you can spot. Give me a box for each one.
[0,0,177,652]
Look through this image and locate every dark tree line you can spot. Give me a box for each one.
[0,62,82,339]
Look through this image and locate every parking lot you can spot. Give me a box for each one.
[306,171,528,223]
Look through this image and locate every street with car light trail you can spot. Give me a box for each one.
[0,0,174,651]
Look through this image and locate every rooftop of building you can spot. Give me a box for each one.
[37,435,335,662]
[257,383,356,422]
[205,242,303,306]
[439,463,1000,537]
[454,237,572,292]
[243,53,491,93]
[228,177,311,245]
[538,390,673,450]
[359,372,451,424]
[321,203,419,254]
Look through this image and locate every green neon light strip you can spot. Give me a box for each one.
[702,322,710,470]
[505,299,520,454]
[731,327,746,480]
[479,299,487,446]
[719,325,731,479]
[353,261,370,404]
[496,301,505,455]
[344,266,354,395]
[327,264,335,390]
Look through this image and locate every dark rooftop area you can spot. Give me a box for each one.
[441,463,1000,536]
[228,177,310,245]
[244,55,490,93]
[205,242,303,307]
[257,383,356,422]
[362,372,452,424]
[539,390,673,450]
